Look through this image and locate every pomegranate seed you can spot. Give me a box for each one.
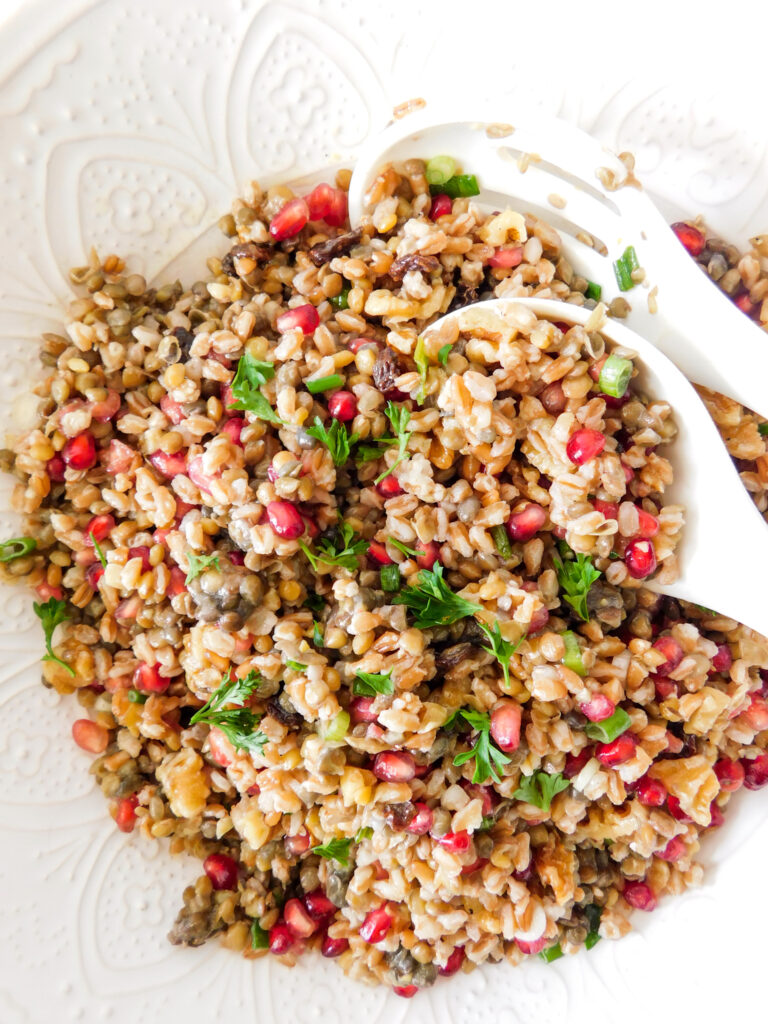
[636,508,660,538]
[667,795,692,821]
[711,644,733,673]
[506,503,546,542]
[589,355,608,382]
[160,393,185,424]
[222,417,245,446]
[436,830,471,853]
[325,188,348,227]
[266,500,305,540]
[85,514,115,543]
[460,856,488,876]
[393,985,418,999]
[133,662,169,694]
[269,197,309,241]
[350,696,378,723]
[321,933,349,958]
[303,889,336,920]
[376,475,403,498]
[540,380,567,415]
[101,439,135,475]
[284,831,311,857]
[203,853,238,891]
[166,567,188,598]
[115,596,141,620]
[526,605,550,634]
[623,881,657,911]
[516,936,549,955]
[149,450,187,479]
[372,751,416,782]
[734,292,755,315]
[115,794,138,833]
[429,193,452,219]
[328,390,357,421]
[207,727,235,768]
[462,783,495,817]
[488,246,523,268]
[566,428,605,465]
[347,336,381,354]
[580,694,615,722]
[269,922,295,954]
[36,582,63,601]
[367,541,393,565]
[622,462,635,483]
[708,801,725,828]
[490,701,522,751]
[47,454,67,481]
[72,719,109,753]
[284,897,319,938]
[714,758,744,792]
[656,835,686,862]
[276,304,319,335]
[415,540,440,570]
[636,775,667,807]
[624,538,657,579]
[438,946,466,976]
[742,753,768,789]
[407,803,433,835]
[86,563,105,589]
[564,747,593,779]
[62,432,97,471]
[369,725,385,744]
[652,635,684,674]
[306,183,335,220]
[89,389,121,421]
[594,498,619,519]
[128,546,152,572]
[741,694,768,731]
[596,733,636,766]
[671,222,705,257]
[654,675,677,700]
[360,905,392,943]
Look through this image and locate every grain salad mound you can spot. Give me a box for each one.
[2,161,768,995]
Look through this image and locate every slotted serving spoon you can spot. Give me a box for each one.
[348,105,768,418]
[416,295,768,637]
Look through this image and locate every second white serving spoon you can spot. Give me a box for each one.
[420,296,768,638]
[348,105,768,418]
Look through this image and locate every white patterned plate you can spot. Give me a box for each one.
[0,2,766,1021]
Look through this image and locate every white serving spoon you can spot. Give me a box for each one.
[420,296,768,638]
[348,105,768,418]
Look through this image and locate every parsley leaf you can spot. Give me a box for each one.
[299,522,368,573]
[185,552,221,584]
[89,533,107,568]
[477,621,526,689]
[190,670,266,754]
[306,417,360,467]
[304,593,325,615]
[227,352,283,424]
[388,537,424,559]
[553,549,601,621]
[375,402,412,484]
[584,904,602,949]
[513,769,570,811]
[353,670,394,697]
[414,335,429,404]
[453,709,511,784]
[355,443,393,463]
[312,836,354,865]
[286,660,307,672]
[355,826,373,841]
[33,597,75,676]
[393,563,480,629]
[312,620,324,647]
[438,343,452,367]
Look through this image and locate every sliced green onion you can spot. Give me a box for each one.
[585,281,602,301]
[425,155,457,186]
[561,630,587,677]
[128,688,148,704]
[613,245,639,291]
[286,660,307,671]
[380,564,401,592]
[584,904,602,949]
[430,174,480,199]
[319,709,350,743]
[585,930,601,951]
[355,826,374,841]
[330,287,350,310]
[250,920,269,949]
[438,343,452,367]
[759,422,768,436]
[598,354,633,398]
[539,943,564,963]
[585,707,631,743]
[491,524,512,559]
[0,536,37,562]
[306,374,345,394]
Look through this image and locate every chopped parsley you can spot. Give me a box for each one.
[393,563,480,629]
[33,597,75,677]
[227,352,283,424]
[312,836,354,865]
[388,537,424,559]
[374,402,412,484]
[185,552,221,584]
[299,522,367,573]
[553,548,601,622]
[90,532,107,568]
[353,670,394,697]
[303,593,325,615]
[306,417,359,467]
[513,769,569,812]
[286,660,307,672]
[190,670,267,754]
[452,709,511,785]
[477,620,526,689]
[438,343,452,367]
[355,826,374,841]
[312,620,324,647]
[584,904,602,949]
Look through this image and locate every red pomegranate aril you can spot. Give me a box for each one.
[526,605,550,634]
[269,922,296,955]
[488,246,523,268]
[596,733,636,766]
[266,500,305,540]
[367,541,393,565]
[303,889,336,920]
[671,221,706,257]
[714,758,744,792]
[328,390,357,421]
[516,936,549,955]
[376,475,403,498]
[415,540,440,570]
[284,897,319,938]
[276,303,319,335]
[203,853,238,891]
[436,830,471,853]
[566,428,605,465]
[462,783,495,817]
[711,643,733,674]
[62,432,97,471]
[708,801,725,829]
[160,393,185,424]
[324,188,348,227]
[36,582,63,601]
[393,985,418,999]
[207,726,234,768]
[115,794,138,833]
[407,803,433,835]
[506,502,546,542]
[429,193,452,219]
[580,694,616,722]
[564,747,593,779]
[654,675,677,700]
[622,462,635,483]
[742,753,768,789]
[741,694,768,731]
[72,719,109,753]
[321,933,349,958]
[636,775,667,807]
[128,546,152,572]
[166,567,187,598]
[588,355,608,382]
[86,563,105,589]
[734,292,755,315]
[594,498,619,519]
[347,336,380,354]
[360,905,392,943]
[222,417,245,446]
[306,182,335,220]
[284,831,311,857]
[636,508,660,538]
[133,662,169,694]
[652,635,684,675]
[490,701,522,752]
[623,881,657,911]
[438,946,466,976]
[460,856,488,876]
[85,514,115,543]
[269,197,309,241]
[149,450,187,479]
[372,751,416,783]
[90,389,121,421]
[666,795,692,822]
[624,538,657,579]
[656,835,686,862]
[47,454,67,481]
[350,696,378,723]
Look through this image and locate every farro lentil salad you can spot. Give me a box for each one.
[2,153,768,996]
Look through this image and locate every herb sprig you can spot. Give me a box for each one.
[306,417,359,467]
[227,352,283,424]
[388,537,424,559]
[394,564,480,629]
[312,836,354,865]
[190,670,267,754]
[374,402,412,484]
[553,548,601,622]
[185,552,221,584]
[513,769,570,811]
[452,709,511,784]
[353,670,394,697]
[33,597,75,677]
[90,532,108,569]
[299,522,367,573]
[477,621,526,689]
